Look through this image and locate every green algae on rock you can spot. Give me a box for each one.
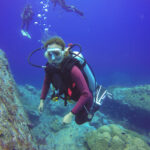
[85,124,150,150]
[0,49,37,150]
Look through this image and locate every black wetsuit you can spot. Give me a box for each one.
[21,6,34,31]
[51,0,84,16]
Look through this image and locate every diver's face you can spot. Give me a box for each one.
[44,44,64,64]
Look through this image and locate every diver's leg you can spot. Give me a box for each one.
[75,109,89,125]
[75,102,92,125]
[62,5,84,16]
[61,4,73,12]
[21,20,31,38]
[21,20,27,36]
[74,8,84,16]
[21,20,25,29]
[60,0,66,7]
[25,20,30,31]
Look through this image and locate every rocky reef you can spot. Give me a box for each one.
[17,80,150,150]
[99,85,150,132]
[0,49,37,149]
[1,48,150,150]
[111,85,150,112]
[85,124,150,150]
[17,84,95,150]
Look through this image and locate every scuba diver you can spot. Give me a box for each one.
[28,36,112,125]
[21,4,34,39]
[50,0,84,16]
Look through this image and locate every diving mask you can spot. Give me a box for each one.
[45,48,64,64]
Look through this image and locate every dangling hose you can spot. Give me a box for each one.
[68,43,82,58]
[28,44,81,68]
[28,47,46,68]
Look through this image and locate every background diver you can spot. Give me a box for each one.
[50,0,84,16]
[21,4,34,39]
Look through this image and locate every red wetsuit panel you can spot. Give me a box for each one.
[70,66,93,115]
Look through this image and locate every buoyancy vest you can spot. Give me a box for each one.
[45,56,90,105]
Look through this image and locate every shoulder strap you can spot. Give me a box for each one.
[61,56,90,89]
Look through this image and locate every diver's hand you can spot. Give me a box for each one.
[63,112,74,124]
[38,99,44,112]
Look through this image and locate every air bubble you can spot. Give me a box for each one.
[44,28,49,31]
[37,14,42,18]
[34,22,38,24]
[44,9,48,12]
[44,17,47,20]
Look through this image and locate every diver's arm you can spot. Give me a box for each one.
[40,73,51,100]
[61,0,66,5]
[70,66,93,115]
[21,9,25,18]
[74,8,84,16]
[39,73,51,112]
[51,0,57,8]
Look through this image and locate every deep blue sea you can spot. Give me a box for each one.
[0,0,150,88]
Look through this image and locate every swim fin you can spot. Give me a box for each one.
[25,31,31,39]
[21,30,31,39]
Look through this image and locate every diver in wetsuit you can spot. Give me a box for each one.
[21,4,34,38]
[38,37,112,125]
[51,0,84,16]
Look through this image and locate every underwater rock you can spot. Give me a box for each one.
[89,112,112,128]
[49,117,66,132]
[25,84,37,94]
[99,85,150,131]
[85,124,150,150]
[111,85,150,112]
[17,85,41,129]
[17,84,69,117]
[27,110,40,127]
[17,84,40,120]
[47,100,69,116]
[0,49,37,149]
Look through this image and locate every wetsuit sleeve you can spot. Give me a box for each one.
[40,73,51,100]
[70,66,93,115]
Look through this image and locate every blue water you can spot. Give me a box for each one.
[0,0,150,88]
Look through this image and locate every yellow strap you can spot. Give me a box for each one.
[52,97,58,101]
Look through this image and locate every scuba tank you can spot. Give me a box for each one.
[71,51,96,93]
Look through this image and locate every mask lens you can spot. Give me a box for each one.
[46,48,62,62]
[53,51,60,56]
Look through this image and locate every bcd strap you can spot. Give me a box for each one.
[64,95,68,106]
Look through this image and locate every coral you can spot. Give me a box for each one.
[85,124,150,150]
